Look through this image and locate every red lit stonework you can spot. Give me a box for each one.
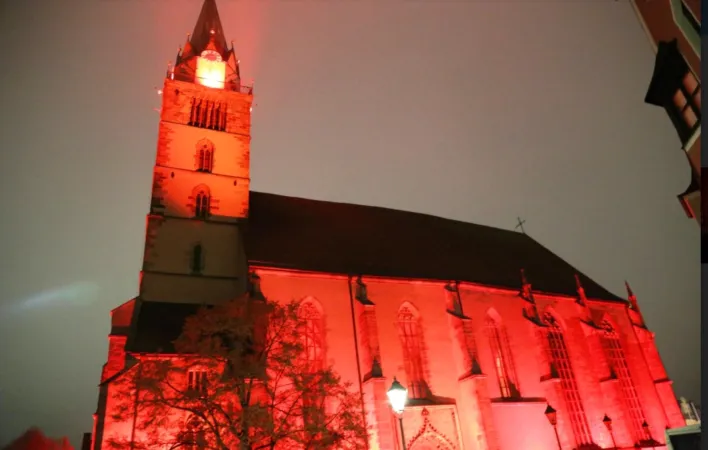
[89,1,686,449]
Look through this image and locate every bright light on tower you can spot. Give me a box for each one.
[195,50,226,89]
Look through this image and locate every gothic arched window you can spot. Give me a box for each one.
[299,301,324,372]
[484,313,520,398]
[196,140,214,172]
[543,313,592,447]
[600,320,647,442]
[193,188,211,219]
[397,304,429,399]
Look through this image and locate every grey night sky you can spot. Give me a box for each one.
[0,0,700,446]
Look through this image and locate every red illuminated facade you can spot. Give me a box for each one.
[89,1,687,449]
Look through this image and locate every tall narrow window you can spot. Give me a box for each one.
[190,244,203,274]
[543,313,592,447]
[298,301,325,430]
[299,302,324,372]
[600,320,647,442]
[485,314,520,398]
[397,305,429,399]
[196,140,214,172]
[194,190,210,219]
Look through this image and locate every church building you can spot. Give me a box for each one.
[89,1,687,449]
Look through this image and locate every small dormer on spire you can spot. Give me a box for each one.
[625,280,646,328]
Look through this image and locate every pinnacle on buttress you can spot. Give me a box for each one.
[574,274,587,306]
[519,269,541,324]
[574,274,596,327]
[624,280,646,328]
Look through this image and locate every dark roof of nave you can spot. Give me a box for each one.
[244,191,624,302]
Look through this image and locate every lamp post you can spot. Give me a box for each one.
[544,404,562,450]
[642,420,655,450]
[603,414,617,449]
[387,377,409,450]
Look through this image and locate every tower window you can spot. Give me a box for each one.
[543,313,592,447]
[196,141,214,172]
[194,191,210,219]
[187,370,208,396]
[397,305,430,399]
[600,320,647,442]
[485,314,520,398]
[188,98,227,131]
[190,244,204,274]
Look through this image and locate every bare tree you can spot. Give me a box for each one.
[107,295,368,450]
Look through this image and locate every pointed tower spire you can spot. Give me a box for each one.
[190,0,229,56]
[625,280,646,328]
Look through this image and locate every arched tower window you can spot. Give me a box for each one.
[543,313,592,447]
[182,417,206,450]
[193,187,211,219]
[600,320,647,442]
[484,313,520,398]
[195,140,214,172]
[397,304,429,399]
[299,301,324,372]
[190,243,204,274]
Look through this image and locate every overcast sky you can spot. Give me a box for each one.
[0,0,700,446]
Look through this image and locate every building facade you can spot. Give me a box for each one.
[631,0,702,222]
[89,1,687,449]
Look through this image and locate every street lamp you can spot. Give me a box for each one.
[603,414,617,449]
[642,420,656,450]
[544,404,562,450]
[387,377,408,450]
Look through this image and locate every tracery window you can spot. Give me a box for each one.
[196,140,214,172]
[484,314,520,398]
[397,305,429,399]
[194,189,211,219]
[543,313,592,447]
[600,320,647,442]
[299,301,324,372]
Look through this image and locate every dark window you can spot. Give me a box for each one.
[190,244,204,274]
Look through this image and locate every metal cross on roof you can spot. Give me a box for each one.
[515,217,527,234]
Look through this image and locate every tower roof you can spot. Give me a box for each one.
[189,0,229,57]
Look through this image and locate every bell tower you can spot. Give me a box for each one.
[141,0,253,304]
